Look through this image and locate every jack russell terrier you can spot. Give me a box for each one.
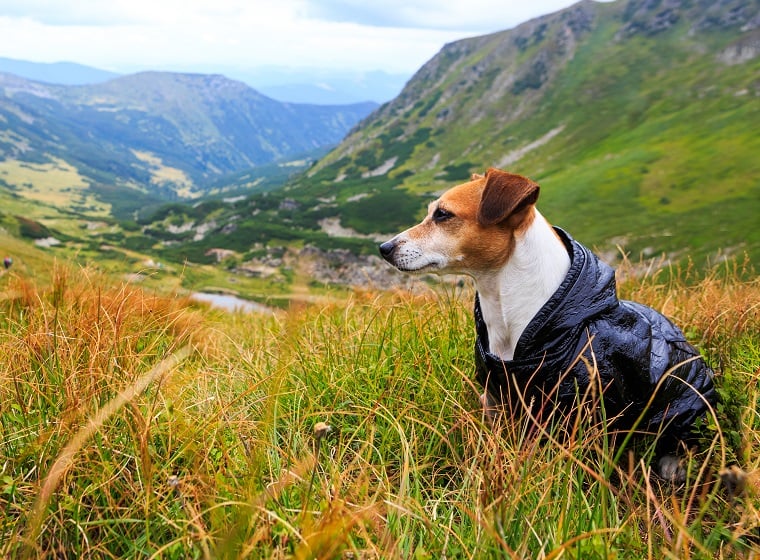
[379,168,716,482]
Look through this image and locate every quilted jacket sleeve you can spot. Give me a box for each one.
[594,301,716,443]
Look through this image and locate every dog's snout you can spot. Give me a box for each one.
[379,240,395,259]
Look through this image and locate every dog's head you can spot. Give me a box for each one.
[378,168,540,274]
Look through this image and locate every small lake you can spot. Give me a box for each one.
[191,292,271,314]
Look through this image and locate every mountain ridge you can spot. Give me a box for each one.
[0,57,120,85]
[0,57,410,105]
[0,70,377,215]
[291,0,759,264]
[0,0,758,296]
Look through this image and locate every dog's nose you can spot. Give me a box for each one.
[378,240,395,259]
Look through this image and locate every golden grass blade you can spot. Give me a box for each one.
[20,345,192,558]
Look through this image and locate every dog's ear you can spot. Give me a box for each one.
[478,168,540,226]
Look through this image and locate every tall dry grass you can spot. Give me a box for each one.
[0,260,757,558]
[0,264,203,557]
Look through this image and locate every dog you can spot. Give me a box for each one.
[379,168,716,482]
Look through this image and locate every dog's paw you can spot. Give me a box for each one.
[479,392,500,426]
[656,454,686,484]
[719,464,760,500]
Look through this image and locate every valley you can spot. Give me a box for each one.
[0,0,758,306]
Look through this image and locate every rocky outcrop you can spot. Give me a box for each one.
[298,246,435,289]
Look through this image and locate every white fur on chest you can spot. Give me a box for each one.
[475,211,570,360]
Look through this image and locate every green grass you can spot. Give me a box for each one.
[0,259,758,558]
[0,158,110,216]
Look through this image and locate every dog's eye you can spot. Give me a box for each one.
[432,208,454,223]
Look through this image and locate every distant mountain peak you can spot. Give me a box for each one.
[0,70,377,211]
[0,57,119,85]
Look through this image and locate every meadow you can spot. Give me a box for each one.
[0,158,110,216]
[0,259,758,559]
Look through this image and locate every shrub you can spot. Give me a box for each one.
[16,216,52,239]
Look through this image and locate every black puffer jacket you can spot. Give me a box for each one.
[474,228,716,446]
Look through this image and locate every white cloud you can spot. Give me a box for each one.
[0,0,594,75]
[303,0,587,31]
[0,0,143,26]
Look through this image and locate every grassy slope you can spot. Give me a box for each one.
[524,18,760,262]
[0,260,757,558]
[301,2,760,265]
[0,185,306,310]
[0,158,109,216]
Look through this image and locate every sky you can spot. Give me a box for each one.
[0,0,597,77]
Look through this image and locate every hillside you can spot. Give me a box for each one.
[288,0,760,265]
[0,71,377,217]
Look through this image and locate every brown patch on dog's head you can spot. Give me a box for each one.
[478,168,540,227]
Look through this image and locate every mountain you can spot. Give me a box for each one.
[0,57,120,85]
[2,0,758,295]
[286,0,760,265]
[123,0,758,291]
[1,58,410,105]
[0,71,377,217]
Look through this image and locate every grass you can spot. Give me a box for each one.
[130,151,199,199]
[0,158,110,216]
[0,259,758,558]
